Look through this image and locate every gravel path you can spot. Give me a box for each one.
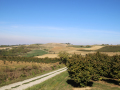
[0,67,67,90]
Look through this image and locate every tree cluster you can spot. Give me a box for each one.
[67,52,120,87]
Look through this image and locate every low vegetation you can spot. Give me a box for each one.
[78,45,120,52]
[0,60,64,87]
[97,45,120,52]
[0,45,31,56]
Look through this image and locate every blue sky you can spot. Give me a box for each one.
[0,0,120,45]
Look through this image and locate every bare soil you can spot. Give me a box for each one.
[35,54,59,58]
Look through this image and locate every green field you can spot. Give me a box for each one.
[97,46,120,52]
[26,71,120,90]
[24,50,48,57]
[78,46,120,52]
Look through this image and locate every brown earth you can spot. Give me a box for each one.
[35,54,59,58]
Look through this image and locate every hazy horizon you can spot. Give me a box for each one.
[0,0,120,45]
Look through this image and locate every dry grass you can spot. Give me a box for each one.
[0,60,61,86]
[50,45,104,53]
[0,60,57,68]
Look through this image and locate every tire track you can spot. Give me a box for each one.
[0,67,67,90]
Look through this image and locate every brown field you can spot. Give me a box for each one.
[50,45,104,54]
[36,54,59,58]
[37,44,104,57]
[36,43,120,58]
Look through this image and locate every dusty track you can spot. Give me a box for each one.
[0,67,67,90]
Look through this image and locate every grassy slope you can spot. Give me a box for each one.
[97,46,120,52]
[78,46,120,52]
[26,71,120,90]
[24,50,48,57]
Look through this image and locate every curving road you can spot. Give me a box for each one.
[0,67,67,90]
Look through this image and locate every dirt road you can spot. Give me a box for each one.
[0,67,67,90]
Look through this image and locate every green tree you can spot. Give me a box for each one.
[58,51,69,65]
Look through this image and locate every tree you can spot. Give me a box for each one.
[58,51,69,65]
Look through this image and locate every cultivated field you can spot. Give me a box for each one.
[36,43,120,58]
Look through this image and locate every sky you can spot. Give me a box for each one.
[0,0,120,45]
